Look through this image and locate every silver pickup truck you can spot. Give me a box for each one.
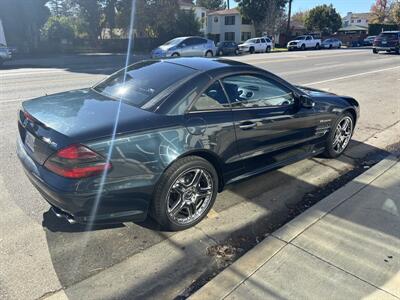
[0,44,12,66]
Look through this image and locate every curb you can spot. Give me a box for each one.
[189,155,398,300]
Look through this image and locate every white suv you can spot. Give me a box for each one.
[239,37,273,54]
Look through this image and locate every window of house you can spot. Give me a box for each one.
[357,19,361,23]
[225,16,235,25]
[225,32,235,41]
[214,16,219,23]
[241,32,251,41]
[241,17,251,25]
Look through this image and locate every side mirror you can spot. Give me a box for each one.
[300,95,315,108]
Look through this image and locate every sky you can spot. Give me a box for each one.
[227,0,376,16]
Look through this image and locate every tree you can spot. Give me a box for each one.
[235,0,287,35]
[47,0,76,17]
[41,15,75,42]
[291,10,309,25]
[370,0,391,23]
[72,0,103,43]
[0,0,50,52]
[389,0,400,24]
[305,4,342,34]
[196,0,225,9]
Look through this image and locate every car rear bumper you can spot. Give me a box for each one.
[16,137,150,224]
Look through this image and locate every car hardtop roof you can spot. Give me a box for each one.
[157,57,254,72]
[381,31,400,33]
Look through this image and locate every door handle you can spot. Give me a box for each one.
[239,122,257,130]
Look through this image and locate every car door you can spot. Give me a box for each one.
[306,35,312,48]
[180,38,195,56]
[184,79,244,180]
[254,39,262,52]
[221,73,322,173]
[191,38,207,56]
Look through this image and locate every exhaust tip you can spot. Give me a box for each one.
[66,216,77,224]
[51,207,77,224]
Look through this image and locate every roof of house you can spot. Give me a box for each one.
[338,25,368,32]
[350,12,372,20]
[208,8,240,16]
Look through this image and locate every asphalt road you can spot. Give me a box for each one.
[0,49,399,300]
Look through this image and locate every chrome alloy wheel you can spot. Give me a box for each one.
[332,116,353,154]
[167,168,214,225]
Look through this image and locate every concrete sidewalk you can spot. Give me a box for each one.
[191,156,400,300]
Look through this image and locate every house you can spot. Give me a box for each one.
[179,0,208,34]
[342,12,372,28]
[206,8,255,43]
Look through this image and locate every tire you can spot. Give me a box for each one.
[395,48,400,55]
[171,52,180,57]
[322,112,354,158]
[218,50,224,56]
[0,58,3,66]
[329,44,332,49]
[151,156,219,231]
[205,50,213,57]
[266,46,271,53]
[249,47,255,54]
[235,49,239,55]
[315,43,320,50]
[338,43,341,49]
[373,48,378,54]
[301,44,306,51]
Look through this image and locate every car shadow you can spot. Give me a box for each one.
[37,140,398,299]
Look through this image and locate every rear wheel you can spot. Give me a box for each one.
[301,44,306,50]
[395,48,400,55]
[373,48,378,54]
[235,49,239,55]
[266,46,271,53]
[218,50,224,56]
[171,52,180,57]
[323,112,354,158]
[151,156,218,231]
[315,43,320,50]
[205,50,213,57]
[249,46,255,54]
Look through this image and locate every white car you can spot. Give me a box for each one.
[238,37,273,54]
[287,35,322,51]
[322,38,342,49]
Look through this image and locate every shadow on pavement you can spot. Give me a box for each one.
[0,53,149,75]
[34,140,398,299]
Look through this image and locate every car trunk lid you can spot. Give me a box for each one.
[19,88,169,165]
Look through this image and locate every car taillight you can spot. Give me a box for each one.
[44,144,112,179]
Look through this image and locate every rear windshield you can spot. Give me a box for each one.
[93,61,196,108]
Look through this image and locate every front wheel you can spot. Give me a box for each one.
[301,44,306,50]
[323,112,354,158]
[218,50,224,56]
[315,43,320,50]
[266,46,271,53]
[249,47,255,54]
[151,156,218,231]
[235,49,239,55]
[373,48,378,54]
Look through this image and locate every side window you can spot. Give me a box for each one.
[191,81,230,111]
[256,39,260,44]
[261,38,266,43]
[306,36,312,40]
[222,74,295,108]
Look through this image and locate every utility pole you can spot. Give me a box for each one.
[227,0,230,9]
[286,0,293,38]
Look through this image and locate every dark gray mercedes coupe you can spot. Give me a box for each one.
[17,58,359,230]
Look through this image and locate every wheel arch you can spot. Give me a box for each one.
[177,150,225,192]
